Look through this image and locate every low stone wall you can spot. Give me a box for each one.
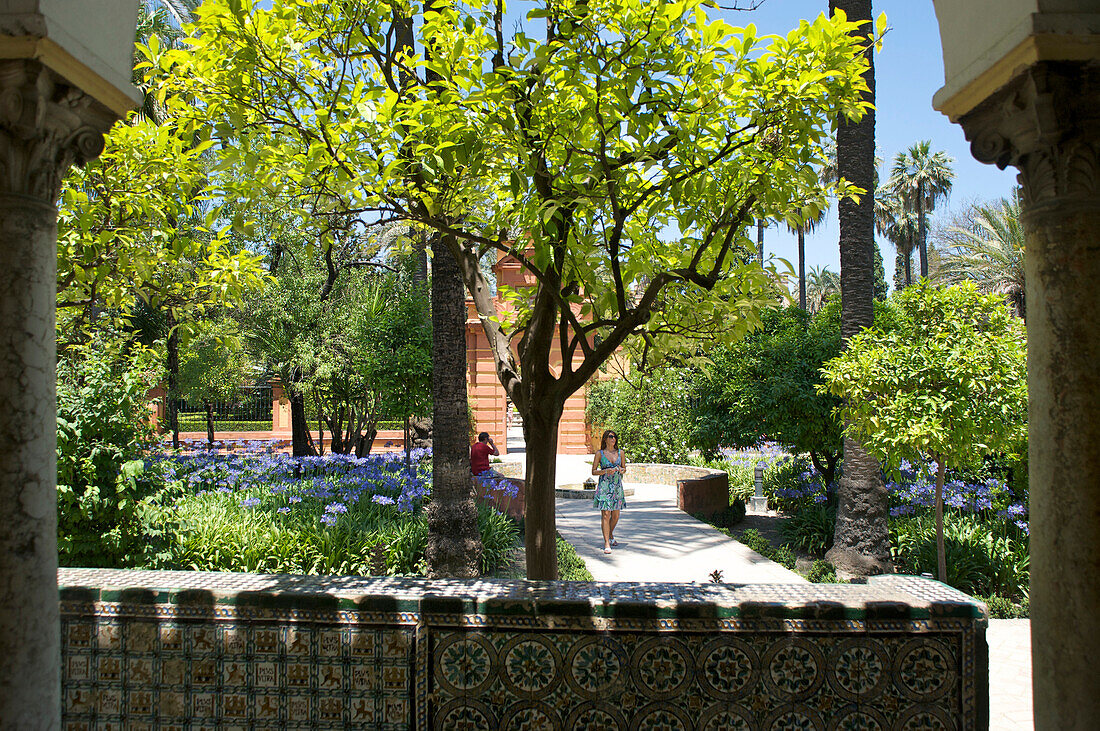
[626,463,730,517]
[473,475,525,520]
[58,569,988,729]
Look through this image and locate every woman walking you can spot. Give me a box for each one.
[592,430,627,554]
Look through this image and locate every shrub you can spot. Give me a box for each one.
[805,560,838,583]
[691,305,843,483]
[586,367,695,464]
[781,504,836,556]
[56,344,169,567]
[737,528,796,571]
[977,594,1029,619]
[890,513,1029,600]
[556,534,594,581]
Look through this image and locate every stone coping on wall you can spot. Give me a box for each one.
[59,569,986,622]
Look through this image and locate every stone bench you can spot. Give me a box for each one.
[58,569,988,729]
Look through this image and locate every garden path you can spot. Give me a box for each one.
[504,453,806,584]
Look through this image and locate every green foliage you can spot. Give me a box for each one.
[57,118,266,334]
[556,534,594,581]
[977,594,1029,619]
[737,529,796,571]
[820,281,1027,475]
[56,343,170,567]
[586,368,695,464]
[149,493,516,577]
[178,317,252,408]
[805,560,838,584]
[936,194,1026,318]
[693,306,842,476]
[780,504,836,556]
[241,259,431,454]
[890,513,1029,600]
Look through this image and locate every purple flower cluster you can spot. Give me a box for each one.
[148,444,435,525]
[883,459,1028,533]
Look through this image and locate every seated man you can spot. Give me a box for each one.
[470,431,500,478]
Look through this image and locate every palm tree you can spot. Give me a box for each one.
[875,185,919,288]
[806,265,840,313]
[938,195,1026,318]
[827,0,892,577]
[888,141,954,279]
[785,201,827,310]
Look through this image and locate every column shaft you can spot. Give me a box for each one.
[0,195,60,726]
[1025,200,1100,729]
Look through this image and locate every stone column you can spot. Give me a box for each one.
[0,59,114,726]
[958,61,1100,730]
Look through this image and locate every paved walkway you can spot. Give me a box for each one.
[555,482,805,583]
[988,619,1032,730]
[503,452,1034,726]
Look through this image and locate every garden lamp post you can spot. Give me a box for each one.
[931,1,1100,727]
[0,0,137,722]
[750,460,768,513]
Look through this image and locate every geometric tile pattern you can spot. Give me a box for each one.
[58,569,987,730]
[61,615,415,730]
[426,628,971,729]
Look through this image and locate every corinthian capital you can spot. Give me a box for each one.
[957,62,1100,212]
[0,59,116,205]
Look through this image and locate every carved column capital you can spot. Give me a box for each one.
[0,59,117,205]
[957,61,1100,214]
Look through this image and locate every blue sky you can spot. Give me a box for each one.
[717,1,1018,278]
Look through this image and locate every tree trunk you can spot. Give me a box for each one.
[288,369,315,457]
[756,219,764,264]
[894,246,906,290]
[165,309,180,450]
[203,399,215,447]
[826,0,892,578]
[798,225,807,309]
[935,457,947,582]
[404,414,412,474]
[809,450,839,490]
[917,180,928,279]
[905,247,913,286]
[425,232,482,578]
[523,401,563,579]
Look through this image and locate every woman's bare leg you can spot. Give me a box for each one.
[609,510,620,542]
[601,510,612,550]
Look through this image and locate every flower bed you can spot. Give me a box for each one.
[701,449,1030,611]
[141,446,518,576]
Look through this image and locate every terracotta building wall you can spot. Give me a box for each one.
[465,253,596,455]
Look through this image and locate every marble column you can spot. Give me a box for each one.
[958,61,1100,730]
[0,59,114,726]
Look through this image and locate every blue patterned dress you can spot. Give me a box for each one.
[592,450,626,511]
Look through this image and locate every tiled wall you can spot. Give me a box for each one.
[59,570,988,730]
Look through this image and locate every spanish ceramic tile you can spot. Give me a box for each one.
[58,569,987,730]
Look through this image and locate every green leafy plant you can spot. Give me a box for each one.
[821,281,1027,582]
[737,529,796,571]
[805,560,838,584]
[57,343,170,567]
[781,504,837,556]
[556,534,594,581]
[890,513,1029,600]
[587,367,696,464]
